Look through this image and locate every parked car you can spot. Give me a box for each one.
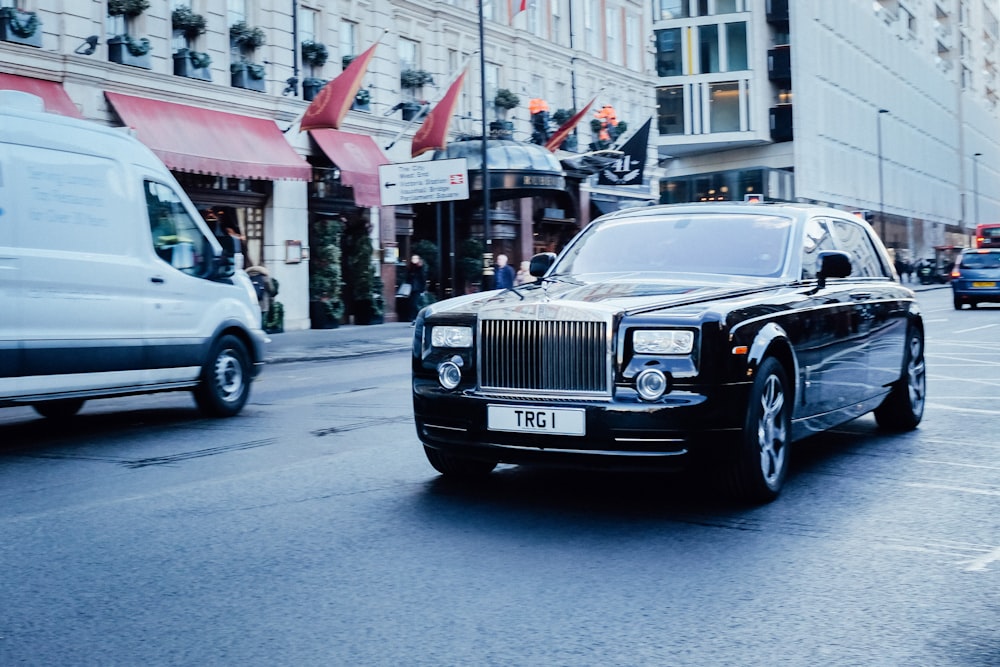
[411,202,926,503]
[951,248,1000,309]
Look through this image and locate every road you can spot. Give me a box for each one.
[0,288,997,666]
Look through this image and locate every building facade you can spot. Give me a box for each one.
[653,0,1000,261]
[0,0,658,329]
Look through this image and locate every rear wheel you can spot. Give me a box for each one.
[424,445,497,478]
[726,357,791,504]
[953,295,963,310]
[32,398,85,419]
[194,334,251,417]
[874,326,925,431]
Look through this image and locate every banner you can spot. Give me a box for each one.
[411,68,468,158]
[300,38,381,132]
[598,117,651,186]
[544,97,596,152]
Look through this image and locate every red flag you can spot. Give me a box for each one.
[300,38,380,132]
[510,0,528,21]
[544,97,597,152]
[411,69,468,158]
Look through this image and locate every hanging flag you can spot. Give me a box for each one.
[411,68,468,158]
[598,118,651,186]
[510,0,528,22]
[300,37,381,132]
[544,96,597,152]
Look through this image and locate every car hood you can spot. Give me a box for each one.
[425,275,781,319]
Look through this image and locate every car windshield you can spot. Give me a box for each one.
[552,213,793,278]
[960,252,1000,269]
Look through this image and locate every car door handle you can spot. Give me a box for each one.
[150,277,165,284]
[850,292,872,300]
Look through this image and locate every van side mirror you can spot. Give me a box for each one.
[215,253,235,279]
[816,250,852,289]
[530,252,557,277]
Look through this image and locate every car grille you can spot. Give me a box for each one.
[479,320,610,395]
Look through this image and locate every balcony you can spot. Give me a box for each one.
[769,105,793,143]
[768,45,791,82]
[766,0,789,24]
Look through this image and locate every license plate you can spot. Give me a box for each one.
[972,281,996,288]
[487,405,585,436]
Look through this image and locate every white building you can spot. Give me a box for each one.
[653,0,1000,260]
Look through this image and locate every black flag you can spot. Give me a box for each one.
[598,118,651,187]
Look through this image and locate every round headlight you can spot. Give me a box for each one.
[438,360,463,390]
[636,368,668,401]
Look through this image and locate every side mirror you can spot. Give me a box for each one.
[529,252,557,277]
[215,253,235,279]
[816,250,852,288]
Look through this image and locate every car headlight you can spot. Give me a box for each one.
[431,325,473,348]
[632,329,694,355]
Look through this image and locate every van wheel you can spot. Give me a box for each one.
[194,334,251,417]
[33,399,85,419]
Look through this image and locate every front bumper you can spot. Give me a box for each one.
[413,379,749,471]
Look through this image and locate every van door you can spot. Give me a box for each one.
[10,143,150,396]
[141,179,225,383]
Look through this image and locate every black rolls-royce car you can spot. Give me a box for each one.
[411,203,926,502]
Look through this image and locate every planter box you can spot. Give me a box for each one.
[107,36,151,70]
[351,100,371,112]
[0,10,42,48]
[400,102,423,121]
[309,301,340,329]
[173,51,212,81]
[302,78,327,102]
[232,67,266,93]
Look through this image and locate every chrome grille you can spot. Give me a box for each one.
[479,320,610,394]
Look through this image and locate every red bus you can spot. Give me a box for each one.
[975,223,1000,248]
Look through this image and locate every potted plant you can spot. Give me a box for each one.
[401,68,434,90]
[342,54,354,70]
[229,20,266,53]
[551,108,577,150]
[309,217,344,329]
[231,60,266,92]
[301,40,329,69]
[171,5,206,41]
[342,218,382,325]
[174,49,212,81]
[0,6,42,48]
[352,88,371,111]
[107,0,152,68]
[302,77,328,101]
[493,88,520,113]
[262,278,283,334]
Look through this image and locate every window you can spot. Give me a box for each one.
[584,0,598,53]
[657,85,686,135]
[300,7,317,43]
[655,28,683,76]
[801,218,838,280]
[228,0,246,25]
[482,0,494,20]
[699,24,720,73]
[725,22,748,70]
[709,81,740,132]
[485,62,500,100]
[715,0,738,13]
[528,0,542,35]
[144,181,214,278]
[658,0,690,19]
[830,220,887,277]
[626,15,640,70]
[606,7,621,65]
[399,37,419,71]
[340,20,356,63]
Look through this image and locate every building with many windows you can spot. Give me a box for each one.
[1,0,657,328]
[653,0,1000,260]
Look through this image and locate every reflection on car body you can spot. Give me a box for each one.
[411,203,926,503]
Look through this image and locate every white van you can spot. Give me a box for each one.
[0,91,266,418]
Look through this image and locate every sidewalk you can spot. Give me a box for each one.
[265,282,949,364]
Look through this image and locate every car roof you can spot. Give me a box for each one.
[599,201,861,223]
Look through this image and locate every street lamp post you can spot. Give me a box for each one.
[877,108,890,238]
[973,152,983,228]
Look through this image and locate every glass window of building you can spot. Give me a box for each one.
[657,85,686,135]
[299,7,316,43]
[626,14,640,70]
[483,0,494,21]
[606,7,621,65]
[340,21,356,63]
[698,24,720,73]
[708,81,740,132]
[725,22,748,70]
[715,0,738,13]
[228,0,247,25]
[485,62,500,99]
[658,0,690,19]
[655,28,683,76]
[399,37,419,71]
[584,0,598,53]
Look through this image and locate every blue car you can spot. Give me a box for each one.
[952,248,1000,309]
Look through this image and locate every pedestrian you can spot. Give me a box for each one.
[494,253,516,290]
[515,260,534,286]
[404,254,427,322]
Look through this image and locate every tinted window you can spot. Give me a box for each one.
[829,219,887,277]
[960,251,1000,268]
[800,218,838,280]
[144,181,214,278]
[556,213,792,278]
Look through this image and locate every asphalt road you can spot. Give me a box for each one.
[0,287,997,666]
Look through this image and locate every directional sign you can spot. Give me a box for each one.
[378,158,469,206]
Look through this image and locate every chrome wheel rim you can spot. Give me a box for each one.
[213,349,244,403]
[907,335,926,415]
[757,374,787,487]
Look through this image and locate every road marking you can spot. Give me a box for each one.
[964,546,1000,572]
[925,402,1000,415]
[953,323,1000,334]
[905,482,1000,497]
[917,459,1000,472]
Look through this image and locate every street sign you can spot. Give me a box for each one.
[378,158,469,206]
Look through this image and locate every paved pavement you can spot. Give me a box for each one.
[265,282,948,364]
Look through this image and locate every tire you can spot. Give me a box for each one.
[953,296,963,310]
[194,334,251,418]
[32,398,85,419]
[727,357,791,504]
[874,326,926,431]
[424,445,497,478]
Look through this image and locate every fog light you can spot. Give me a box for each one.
[636,368,668,401]
[438,359,463,390]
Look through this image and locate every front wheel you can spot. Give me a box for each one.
[874,327,925,431]
[424,445,497,479]
[727,357,791,504]
[953,295,963,310]
[193,334,251,418]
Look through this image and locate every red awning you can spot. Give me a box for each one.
[310,129,390,207]
[0,73,82,118]
[105,92,311,181]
